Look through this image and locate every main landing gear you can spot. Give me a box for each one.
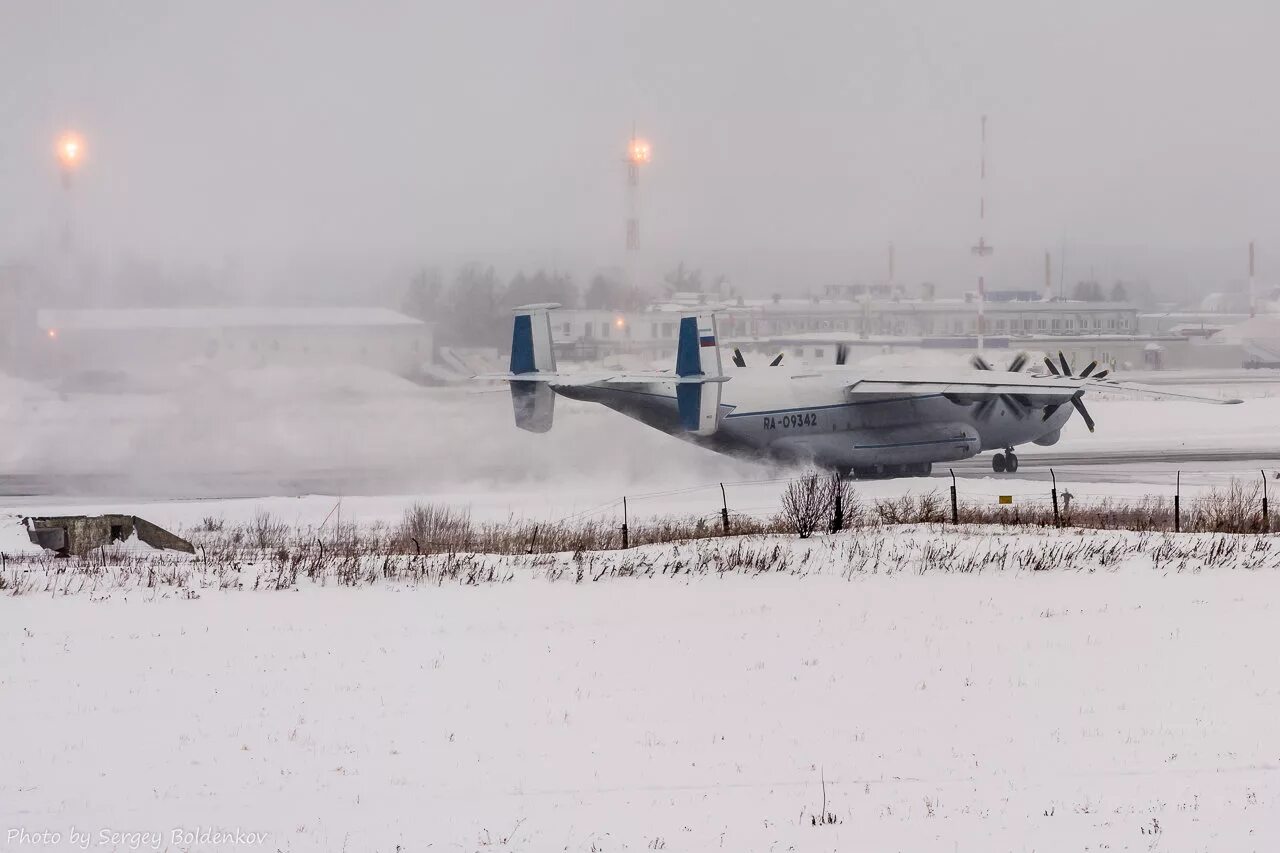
[992,449,1019,474]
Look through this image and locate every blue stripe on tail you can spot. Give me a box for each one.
[676,383,701,431]
[676,316,701,377]
[510,314,535,374]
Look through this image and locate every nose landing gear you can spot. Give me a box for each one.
[992,449,1019,473]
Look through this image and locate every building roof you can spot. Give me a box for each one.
[715,297,1136,315]
[1210,315,1280,344]
[36,307,424,332]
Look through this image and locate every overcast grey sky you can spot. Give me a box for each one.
[2,0,1277,294]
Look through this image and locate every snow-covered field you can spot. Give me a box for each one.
[4,528,1280,851]
[4,365,1280,850]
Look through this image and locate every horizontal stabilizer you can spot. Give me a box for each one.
[478,370,728,387]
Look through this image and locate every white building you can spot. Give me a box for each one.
[547,294,1142,363]
[34,307,432,377]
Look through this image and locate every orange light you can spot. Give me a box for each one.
[614,316,625,329]
[47,328,58,339]
[627,138,651,165]
[56,133,85,170]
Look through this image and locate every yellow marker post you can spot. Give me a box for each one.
[998,495,1013,505]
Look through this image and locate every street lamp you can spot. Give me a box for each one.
[627,137,651,166]
[55,132,85,187]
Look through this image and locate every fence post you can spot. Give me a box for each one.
[1174,471,1181,533]
[949,468,959,524]
[526,525,539,555]
[1262,470,1269,534]
[720,483,731,535]
[621,496,629,549]
[1051,468,1061,528]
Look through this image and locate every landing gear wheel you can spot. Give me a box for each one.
[1005,452,1019,473]
[992,452,1007,473]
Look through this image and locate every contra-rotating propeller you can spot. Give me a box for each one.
[970,352,1034,420]
[731,347,785,368]
[1038,350,1102,433]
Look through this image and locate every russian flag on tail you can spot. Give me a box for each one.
[699,333,716,347]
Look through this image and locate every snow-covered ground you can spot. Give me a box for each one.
[3,528,1280,851]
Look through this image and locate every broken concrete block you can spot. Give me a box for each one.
[24,515,194,557]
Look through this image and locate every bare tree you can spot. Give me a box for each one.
[824,474,853,533]
[781,474,829,538]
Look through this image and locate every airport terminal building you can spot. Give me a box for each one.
[543,291,1269,372]
[550,292,1142,361]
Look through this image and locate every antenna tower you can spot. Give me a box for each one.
[970,116,994,349]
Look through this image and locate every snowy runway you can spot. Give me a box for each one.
[4,537,1279,851]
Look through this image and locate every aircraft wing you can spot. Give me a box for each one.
[844,372,1240,405]
[844,375,1083,404]
[1079,378,1242,404]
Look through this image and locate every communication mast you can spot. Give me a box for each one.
[625,127,651,286]
[55,131,85,252]
[1249,241,1257,318]
[970,116,993,349]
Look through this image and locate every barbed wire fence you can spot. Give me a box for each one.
[586,465,1279,547]
[6,467,1277,569]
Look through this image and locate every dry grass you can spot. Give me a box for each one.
[3,479,1276,596]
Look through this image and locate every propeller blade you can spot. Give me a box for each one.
[1042,402,1063,421]
[1001,394,1029,419]
[975,398,996,419]
[1079,360,1098,378]
[1043,356,1061,376]
[971,354,993,371]
[1007,352,1028,373]
[731,347,746,368]
[769,353,784,367]
[835,343,849,366]
[1058,352,1072,377]
[1092,369,1109,380]
[1070,394,1096,433]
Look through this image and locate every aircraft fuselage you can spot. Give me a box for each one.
[553,365,1074,476]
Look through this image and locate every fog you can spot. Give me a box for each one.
[4,1,1280,500]
[4,0,1280,296]
[0,366,763,502]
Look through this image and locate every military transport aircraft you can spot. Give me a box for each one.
[493,304,1240,478]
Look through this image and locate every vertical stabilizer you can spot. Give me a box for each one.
[510,303,558,375]
[509,304,560,432]
[674,313,724,435]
